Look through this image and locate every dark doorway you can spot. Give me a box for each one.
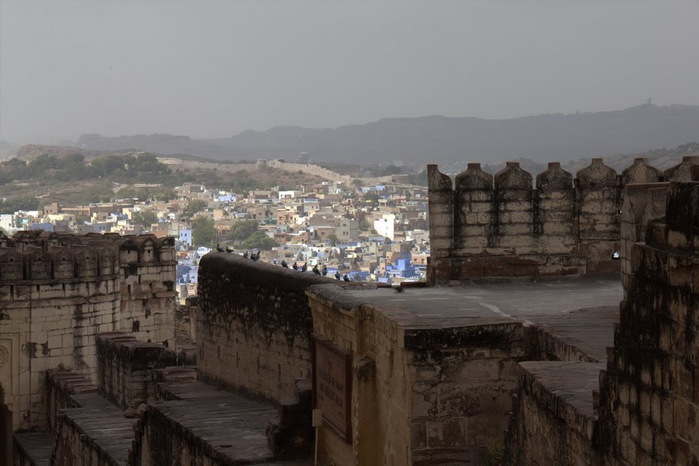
[0,386,12,466]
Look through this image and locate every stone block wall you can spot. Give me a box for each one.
[598,181,699,465]
[408,324,523,465]
[427,157,697,284]
[51,416,123,466]
[196,252,334,404]
[0,232,176,432]
[502,181,698,466]
[307,284,525,466]
[504,361,604,466]
[96,332,177,410]
[45,370,97,433]
[119,236,177,346]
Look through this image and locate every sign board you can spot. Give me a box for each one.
[312,336,352,443]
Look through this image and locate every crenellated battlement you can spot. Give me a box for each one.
[0,231,176,432]
[0,231,174,284]
[428,156,698,282]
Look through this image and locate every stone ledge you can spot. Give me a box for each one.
[134,381,281,465]
[518,361,603,433]
[13,432,53,466]
[53,393,135,466]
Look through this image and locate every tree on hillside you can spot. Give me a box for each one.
[132,210,159,229]
[191,216,217,246]
[240,230,278,250]
[183,199,208,218]
[226,219,258,242]
[0,195,40,214]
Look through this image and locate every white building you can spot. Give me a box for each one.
[374,213,395,240]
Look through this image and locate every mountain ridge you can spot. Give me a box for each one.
[75,104,699,164]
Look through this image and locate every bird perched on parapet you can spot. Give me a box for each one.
[281,260,289,268]
[322,265,328,276]
[292,262,299,270]
[301,262,308,272]
[335,271,341,280]
[343,274,351,282]
[243,251,249,259]
[312,264,321,275]
[225,246,234,253]
[216,244,225,253]
[251,250,260,261]
[394,285,404,293]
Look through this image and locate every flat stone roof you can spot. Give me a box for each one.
[344,275,622,361]
[348,276,621,325]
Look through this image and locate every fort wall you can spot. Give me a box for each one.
[427,157,697,283]
[0,232,176,432]
[96,332,177,410]
[195,253,334,404]
[504,181,699,465]
[307,284,525,465]
[598,181,699,464]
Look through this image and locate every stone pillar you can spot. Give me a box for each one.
[494,162,534,254]
[536,162,575,254]
[575,158,621,272]
[454,163,494,254]
[427,165,454,284]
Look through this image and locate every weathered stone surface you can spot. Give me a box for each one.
[0,232,176,432]
[426,157,661,283]
[506,181,699,466]
[307,275,622,466]
[664,155,699,182]
[622,158,662,185]
[197,253,333,404]
[131,381,289,466]
[13,432,53,466]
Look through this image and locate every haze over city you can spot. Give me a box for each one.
[1,1,698,144]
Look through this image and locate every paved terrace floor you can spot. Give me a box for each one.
[348,275,623,362]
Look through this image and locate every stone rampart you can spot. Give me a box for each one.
[598,181,699,464]
[427,157,697,283]
[96,332,177,410]
[264,159,353,184]
[196,252,335,404]
[0,232,175,432]
[503,181,699,465]
[307,283,525,465]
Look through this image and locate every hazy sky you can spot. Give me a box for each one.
[1,1,698,143]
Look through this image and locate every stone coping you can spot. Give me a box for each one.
[13,432,53,466]
[59,393,135,466]
[518,361,604,435]
[146,381,280,464]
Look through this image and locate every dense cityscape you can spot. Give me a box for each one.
[0,154,431,304]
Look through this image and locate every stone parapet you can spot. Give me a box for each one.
[0,232,176,432]
[503,361,604,466]
[196,252,335,404]
[96,332,177,410]
[427,157,698,283]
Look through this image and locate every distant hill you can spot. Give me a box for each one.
[77,104,699,165]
